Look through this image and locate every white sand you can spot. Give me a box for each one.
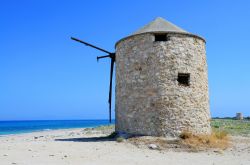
[0,128,250,165]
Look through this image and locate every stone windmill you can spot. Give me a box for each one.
[72,17,211,137]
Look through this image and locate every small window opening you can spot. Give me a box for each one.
[154,34,168,41]
[178,73,190,86]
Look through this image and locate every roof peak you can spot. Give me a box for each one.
[133,17,188,35]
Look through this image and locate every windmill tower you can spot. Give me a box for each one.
[115,17,211,137]
[72,17,211,137]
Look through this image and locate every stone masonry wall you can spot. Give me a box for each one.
[115,33,211,137]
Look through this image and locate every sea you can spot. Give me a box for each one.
[0,120,114,136]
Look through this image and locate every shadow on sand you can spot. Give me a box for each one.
[55,136,115,142]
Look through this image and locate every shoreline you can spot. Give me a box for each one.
[0,125,115,139]
[0,119,114,137]
[0,125,112,137]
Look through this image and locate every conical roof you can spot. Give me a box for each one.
[133,17,188,35]
[115,17,205,47]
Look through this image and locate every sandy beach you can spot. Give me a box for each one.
[0,126,250,165]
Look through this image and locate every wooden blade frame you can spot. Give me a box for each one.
[71,37,115,123]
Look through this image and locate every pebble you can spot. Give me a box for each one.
[148,144,158,150]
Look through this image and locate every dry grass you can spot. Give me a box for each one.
[127,130,230,152]
[179,130,230,150]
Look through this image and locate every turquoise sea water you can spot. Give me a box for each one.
[0,120,114,135]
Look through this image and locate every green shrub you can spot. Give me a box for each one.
[116,137,124,142]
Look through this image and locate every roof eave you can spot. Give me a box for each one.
[115,31,206,48]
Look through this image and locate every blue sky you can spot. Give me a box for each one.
[0,0,250,120]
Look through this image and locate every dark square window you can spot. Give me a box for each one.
[154,34,168,41]
[178,73,190,86]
